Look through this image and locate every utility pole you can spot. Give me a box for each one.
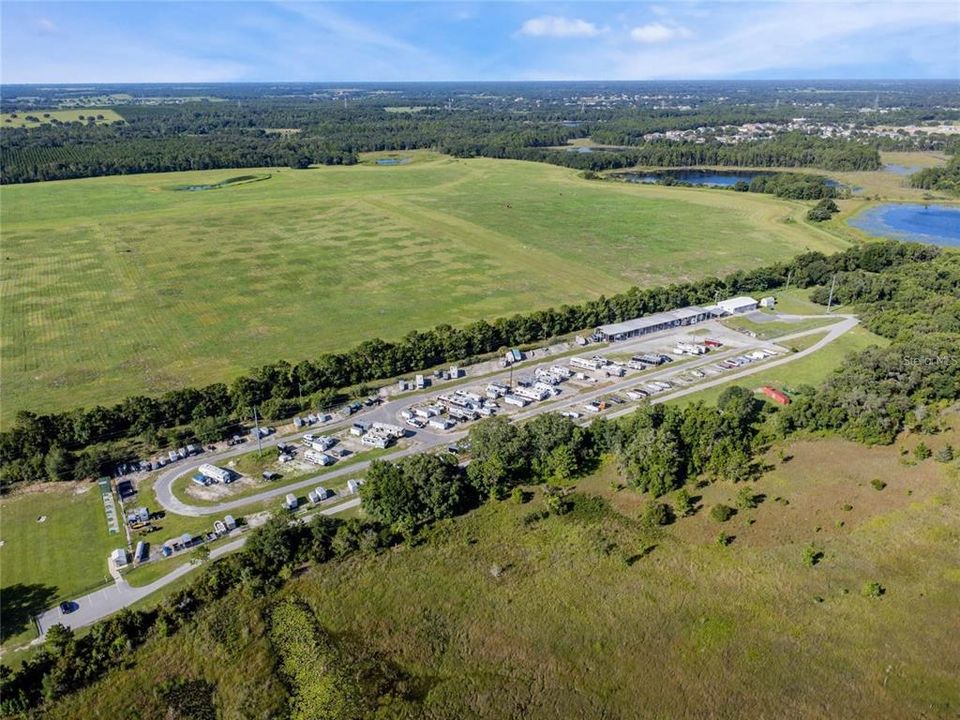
[298,382,303,408]
[785,269,792,292]
[252,406,263,454]
[826,274,837,313]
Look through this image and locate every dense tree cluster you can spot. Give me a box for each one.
[806,198,840,221]
[784,251,960,444]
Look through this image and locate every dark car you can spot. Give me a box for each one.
[59,601,78,614]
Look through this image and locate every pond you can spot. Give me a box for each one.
[848,204,960,247]
[883,164,921,176]
[376,157,411,165]
[621,169,838,188]
[173,174,269,192]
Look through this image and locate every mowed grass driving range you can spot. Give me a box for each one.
[0,153,848,423]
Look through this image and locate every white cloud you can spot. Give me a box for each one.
[630,22,692,43]
[36,18,58,34]
[519,16,602,39]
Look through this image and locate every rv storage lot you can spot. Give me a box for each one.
[0,153,848,424]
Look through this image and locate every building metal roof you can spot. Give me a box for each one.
[597,305,705,337]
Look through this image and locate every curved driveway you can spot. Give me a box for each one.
[155,314,858,517]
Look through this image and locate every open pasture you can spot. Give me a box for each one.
[0,154,849,423]
[1,108,124,128]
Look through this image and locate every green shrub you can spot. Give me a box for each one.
[674,488,694,517]
[710,504,736,523]
[641,501,674,527]
[861,582,885,598]
[802,546,824,567]
[736,487,759,510]
[870,479,887,491]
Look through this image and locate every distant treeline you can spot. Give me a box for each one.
[486,134,881,173]
[0,240,940,487]
[0,97,885,183]
[909,155,960,195]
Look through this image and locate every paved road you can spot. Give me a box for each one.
[33,497,361,639]
[154,314,855,518]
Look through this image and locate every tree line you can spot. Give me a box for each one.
[1,95,885,184]
[0,240,941,488]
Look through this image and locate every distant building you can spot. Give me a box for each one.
[284,493,298,510]
[111,548,128,568]
[760,296,776,309]
[594,306,712,342]
[717,296,759,314]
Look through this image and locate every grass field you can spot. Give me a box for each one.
[0,484,118,647]
[0,108,124,128]
[41,427,960,719]
[0,153,850,424]
[719,313,840,339]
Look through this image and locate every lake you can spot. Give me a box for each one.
[376,157,411,165]
[848,204,960,247]
[621,169,838,188]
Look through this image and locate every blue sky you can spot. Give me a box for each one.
[2,1,957,83]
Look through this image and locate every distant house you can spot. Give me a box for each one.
[224,514,237,530]
[284,493,298,510]
[760,296,776,309]
[347,479,364,494]
[111,548,128,568]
